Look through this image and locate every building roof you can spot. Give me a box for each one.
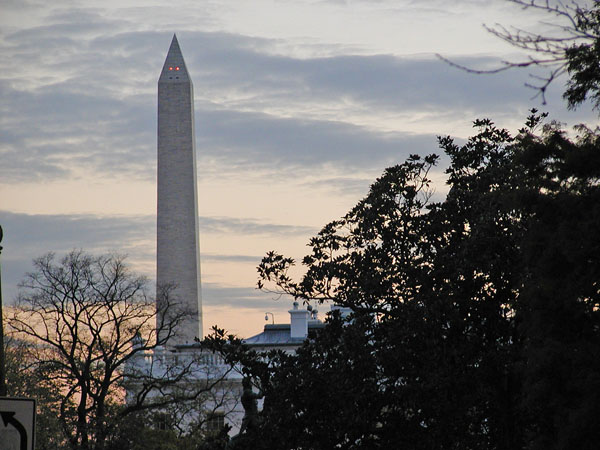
[243,322,326,348]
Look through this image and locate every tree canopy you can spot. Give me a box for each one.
[232,111,600,449]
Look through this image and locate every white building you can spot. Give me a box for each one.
[127,301,326,435]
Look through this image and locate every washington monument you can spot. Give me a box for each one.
[157,35,202,344]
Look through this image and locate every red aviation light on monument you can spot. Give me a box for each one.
[159,35,190,83]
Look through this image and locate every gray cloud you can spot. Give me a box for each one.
[200,216,316,236]
[4,26,594,186]
[196,107,439,171]
[301,176,374,198]
[202,253,263,263]
[202,284,269,308]
[201,282,296,316]
[178,31,572,115]
[0,211,154,303]
[0,210,322,302]
[0,210,153,256]
[0,78,156,182]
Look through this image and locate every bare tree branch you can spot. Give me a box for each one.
[8,251,238,450]
[439,0,600,109]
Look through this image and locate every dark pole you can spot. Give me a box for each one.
[0,224,6,396]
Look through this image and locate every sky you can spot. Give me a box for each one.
[1,0,597,338]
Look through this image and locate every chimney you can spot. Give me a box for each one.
[289,301,309,339]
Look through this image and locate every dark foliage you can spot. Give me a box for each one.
[5,337,67,449]
[231,111,600,449]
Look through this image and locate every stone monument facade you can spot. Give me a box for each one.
[156,35,202,344]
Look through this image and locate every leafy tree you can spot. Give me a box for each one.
[5,336,67,449]
[106,409,231,450]
[513,122,600,450]
[253,314,383,450]
[239,112,600,449]
[8,251,235,450]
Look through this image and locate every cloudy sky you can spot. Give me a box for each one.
[1,0,596,337]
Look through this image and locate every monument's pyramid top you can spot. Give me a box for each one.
[159,34,191,84]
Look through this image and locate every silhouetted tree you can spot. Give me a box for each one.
[5,336,67,449]
[513,121,600,450]
[238,111,600,449]
[106,409,231,450]
[9,251,235,450]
